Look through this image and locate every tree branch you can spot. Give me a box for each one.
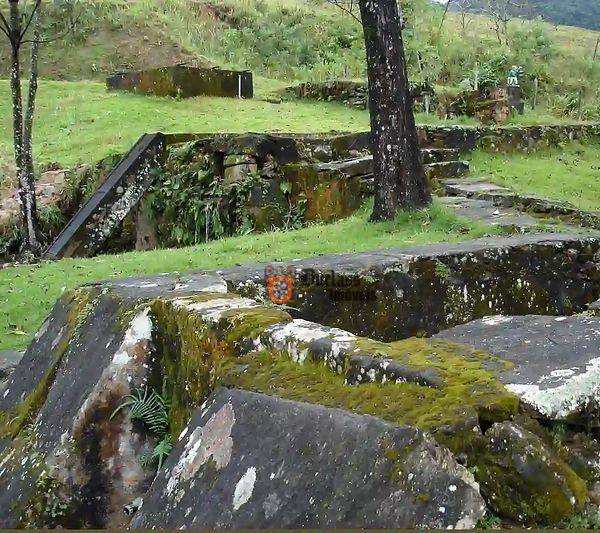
[326,0,362,24]
[19,0,41,41]
[0,10,12,40]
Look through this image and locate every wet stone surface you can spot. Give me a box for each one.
[435,314,600,422]
[438,196,540,231]
[130,388,486,530]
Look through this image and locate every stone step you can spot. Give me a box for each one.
[313,151,464,179]
[442,179,516,204]
[421,147,460,164]
[438,196,540,232]
[314,155,373,178]
[442,178,600,230]
[425,160,470,181]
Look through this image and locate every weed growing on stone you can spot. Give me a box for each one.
[111,387,173,470]
[476,513,503,529]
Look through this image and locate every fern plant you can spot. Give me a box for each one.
[111,387,173,470]
[140,434,173,471]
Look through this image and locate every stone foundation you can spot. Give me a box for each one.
[107,66,253,99]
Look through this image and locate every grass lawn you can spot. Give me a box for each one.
[0,79,369,170]
[0,201,496,352]
[0,78,477,172]
[469,141,600,212]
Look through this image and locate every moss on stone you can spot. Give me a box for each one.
[474,422,588,525]
[219,338,519,446]
[222,306,292,347]
[354,337,518,424]
[0,288,99,439]
[150,296,291,437]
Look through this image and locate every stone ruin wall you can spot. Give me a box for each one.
[3,123,596,263]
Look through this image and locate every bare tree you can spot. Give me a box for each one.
[453,0,475,37]
[1,0,43,255]
[481,0,526,45]
[326,0,430,219]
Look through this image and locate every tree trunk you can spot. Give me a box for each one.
[358,0,430,221]
[9,0,42,255]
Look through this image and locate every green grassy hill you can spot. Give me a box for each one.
[0,0,597,171]
[2,0,598,98]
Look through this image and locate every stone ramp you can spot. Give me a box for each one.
[443,178,600,230]
[438,196,540,231]
[130,388,485,530]
[45,133,166,259]
[435,314,600,423]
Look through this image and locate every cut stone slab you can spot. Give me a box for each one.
[315,155,373,178]
[130,388,486,530]
[0,293,156,528]
[107,66,253,99]
[443,179,513,199]
[425,161,469,181]
[435,314,600,422]
[439,196,540,231]
[221,232,600,341]
[421,147,460,164]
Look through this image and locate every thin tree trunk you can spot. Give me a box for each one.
[9,1,24,173]
[23,4,41,178]
[9,0,42,255]
[358,0,430,221]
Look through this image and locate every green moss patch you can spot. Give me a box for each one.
[219,337,519,449]
[150,296,292,436]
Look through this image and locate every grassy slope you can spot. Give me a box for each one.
[469,141,600,211]
[0,79,477,170]
[0,202,496,352]
[0,79,368,169]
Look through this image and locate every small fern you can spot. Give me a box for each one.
[111,387,169,436]
[111,387,173,470]
[140,434,173,471]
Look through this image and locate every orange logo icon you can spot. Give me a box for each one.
[265,266,294,304]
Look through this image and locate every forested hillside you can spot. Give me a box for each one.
[527,0,600,31]
[460,0,600,31]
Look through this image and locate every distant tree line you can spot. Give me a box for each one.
[457,0,600,31]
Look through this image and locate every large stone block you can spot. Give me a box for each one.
[435,314,600,424]
[107,66,253,99]
[223,233,600,342]
[130,388,486,530]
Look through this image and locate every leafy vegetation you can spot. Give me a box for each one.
[0,201,496,352]
[147,141,305,247]
[111,387,173,469]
